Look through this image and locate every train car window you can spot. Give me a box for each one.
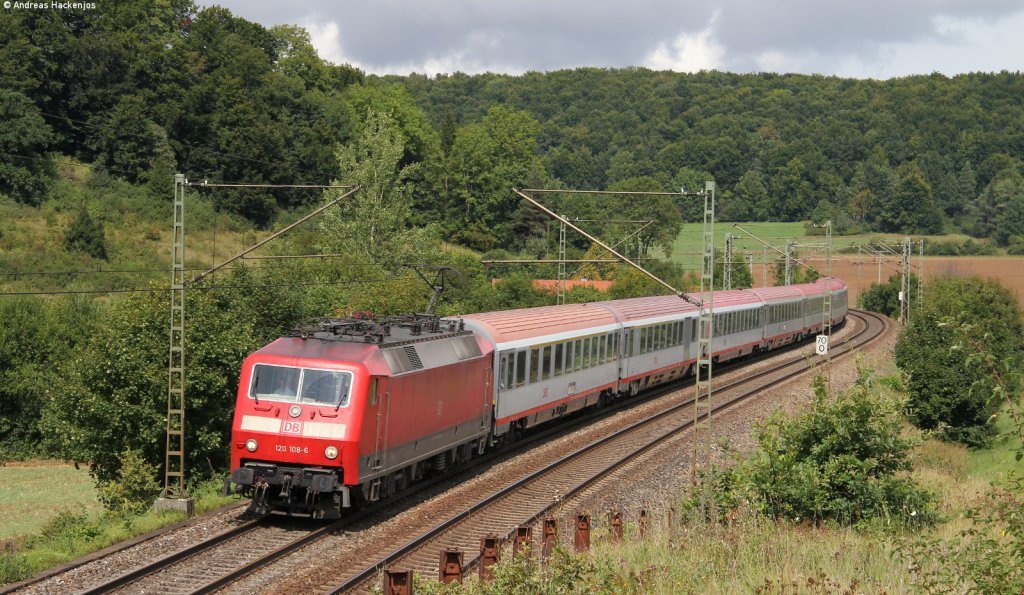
[611,333,619,360]
[580,337,590,368]
[574,339,583,370]
[639,328,646,354]
[299,369,353,407]
[516,350,527,386]
[554,343,564,376]
[599,335,607,364]
[370,378,378,405]
[590,335,599,364]
[542,345,551,380]
[499,354,508,388]
[251,364,301,401]
[504,355,514,388]
[530,348,540,383]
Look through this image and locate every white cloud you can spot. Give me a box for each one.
[644,19,725,72]
[302,19,350,66]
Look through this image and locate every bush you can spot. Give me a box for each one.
[894,277,1024,446]
[64,206,108,260]
[922,238,997,256]
[36,509,103,554]
[0,548,31,585]
[737,370,935,528]
[97,449,162,515]
[858,273,920,319]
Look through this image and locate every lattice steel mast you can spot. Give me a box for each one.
[723,232,733,291]
[900,237,912,324]
[692,182,716,488]
[157,174,192,513]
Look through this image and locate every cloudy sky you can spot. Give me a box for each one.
[207,1,1024,79]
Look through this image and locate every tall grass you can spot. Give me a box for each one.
[0,478,235,586]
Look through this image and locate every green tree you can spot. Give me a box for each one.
[0,296,99,457]
[894,276,1024,446]
[768,157,813,221]
[879,163,943,234]
[728,167,769,221]
[87,94,174,185]
[97,448,162,515]
[64,207,108,260]
[604,176,682,257]
[713,248,754,289]
[317,110,437,272]
[42,267,306,483]
[989,169,1024,245]
[771,249,819,286]
[447,105,542,249]
[0,89,54,205]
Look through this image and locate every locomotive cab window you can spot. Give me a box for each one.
[250,364,353,407]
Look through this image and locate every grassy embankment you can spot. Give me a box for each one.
[407,393,1021,593]
[0,159,292,295]
[0,470,234,586]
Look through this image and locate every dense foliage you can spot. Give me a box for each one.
[694,371,935,528]
[64,206,108,260]
[894,277,1024,446]
[4,1,1024,243]
[857,273,920,319]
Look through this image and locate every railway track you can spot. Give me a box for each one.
[75,518,341,595]
[7,310,886,595]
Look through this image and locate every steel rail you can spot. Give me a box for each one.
[78,520,263,594]
[0,502,250,595]
[188,521,346,594]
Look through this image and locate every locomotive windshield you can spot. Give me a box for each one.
[250,364,352,407]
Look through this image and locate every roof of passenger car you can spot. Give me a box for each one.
[461,303,619,344]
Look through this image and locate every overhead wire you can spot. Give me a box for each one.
[0,260,386,278]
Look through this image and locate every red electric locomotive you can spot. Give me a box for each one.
[225,316,492,518]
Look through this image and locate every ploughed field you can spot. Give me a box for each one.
[749,256,1024,310]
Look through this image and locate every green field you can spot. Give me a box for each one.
[669,221,976,269]
[0,463,100,540]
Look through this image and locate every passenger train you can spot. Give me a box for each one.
[224,279,848,517]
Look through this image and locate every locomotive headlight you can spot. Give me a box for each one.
[245,438,258,452]
[324,445,339,460]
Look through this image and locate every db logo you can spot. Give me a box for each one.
[282,421,303,434]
